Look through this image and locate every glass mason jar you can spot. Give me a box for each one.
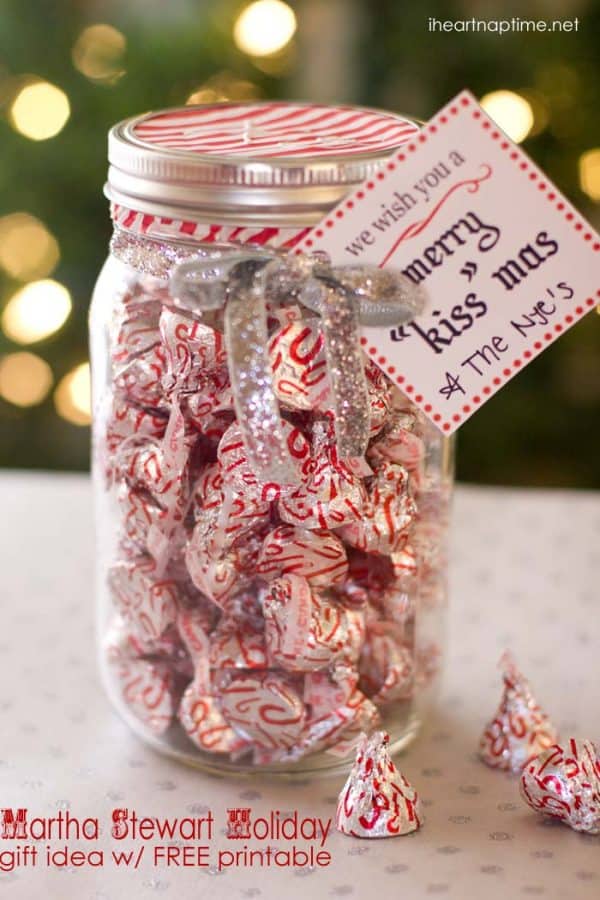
[91,102,454,776]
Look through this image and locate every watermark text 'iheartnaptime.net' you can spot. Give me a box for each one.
[428,17,579,34]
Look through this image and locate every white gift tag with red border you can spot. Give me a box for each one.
[296,90,600,434]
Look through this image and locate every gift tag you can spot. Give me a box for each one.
[297,90,600,434]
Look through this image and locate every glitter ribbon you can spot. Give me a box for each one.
[170,248,426,483]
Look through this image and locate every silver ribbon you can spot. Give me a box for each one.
[170,248,426,483]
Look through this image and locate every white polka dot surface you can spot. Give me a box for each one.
[0,473,598,899]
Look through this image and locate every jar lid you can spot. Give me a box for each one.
[106,102,419,227]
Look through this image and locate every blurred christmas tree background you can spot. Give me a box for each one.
[0,0,598,486]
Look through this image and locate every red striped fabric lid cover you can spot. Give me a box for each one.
[131,102,417,159]
[109,102,419,245]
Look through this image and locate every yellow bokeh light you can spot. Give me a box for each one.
[186,72,260,105]
[480,90,534,144]
[0,213,60,280]
[0,352,53,407]
[9,81,70,141]
[72,23,126,83]
[248,43,296,76]
[2,279,72,345]
[579,148,600,202]
[233,0,297,57]
[54,362,91,426]
[187,87,229,105]
[517,89,548,138]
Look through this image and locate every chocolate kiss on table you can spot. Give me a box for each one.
[520,738,600,834]
[479,652,558,773]
[336,730,422,837]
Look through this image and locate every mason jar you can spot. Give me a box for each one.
[90,102,454,776]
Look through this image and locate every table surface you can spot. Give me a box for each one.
[0,472,599,900]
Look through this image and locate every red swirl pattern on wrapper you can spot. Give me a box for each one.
[263,574,352,672]
[218,419,311,494]
[107,636,177,736]
[185,533,257,607]
[479,652,558,773]
[257,525,348,586]
[520,738,600,834]
[278,422,368,529]
[359,625,415,704]
[337,462,416,555]
[179,682,249,754]
[219,672,306,750]
[159,309,228,394]
[103,286,448,762]
[336,731,423,837]
[103,145,449,764]
[106,399,167,451]
[368,409,425,485]
[108,557,179,642]
[209,615,267,670]
[269,319,330,411]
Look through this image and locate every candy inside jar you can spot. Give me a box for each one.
[92,101,454,776]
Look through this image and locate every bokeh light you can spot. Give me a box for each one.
[0,213,60,280]
[480,90,534,143]
[579,149,600,202]
[0,352,53,407]
[249,43,296,76]
[54,362,91,426]
[186,71,260,104]
[517,90,549,138]
[72,23,126,83]
[9,80,70,140]
[2,280,72,345]
[186,86,229,104]
[233,0,297,57]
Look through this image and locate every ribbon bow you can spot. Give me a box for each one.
[170,248,426,485]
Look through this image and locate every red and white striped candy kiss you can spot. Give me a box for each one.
[169,246,426,484]
[298,686,380,761]
[278,422,367,529]
[364,360,392,438]
[117,483,167,553]
[218,419,310,494]
[185,528,260,607]
[105,398,167,460]
[186,465,268,608]
[192,460,271,554]
[337,462,416,555]
[359,625,415,704]
[479,652,558,773]
[108,557,178,643]
[256,524,348,587]
[117,438,179,503]
[269,318,330,411]
[336,731,422,837]
[114,342,167,408]
[219,672,306,750]
[209,615,267,670]
[179,682,249,755]
[182,368,233,438]
[159,308,227,395]
[520,738,600,834]
[176,605,212,668]
[368,408,425,480]
[112,304,162,369]
[263,574,351,672]
[111,655,176,735]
